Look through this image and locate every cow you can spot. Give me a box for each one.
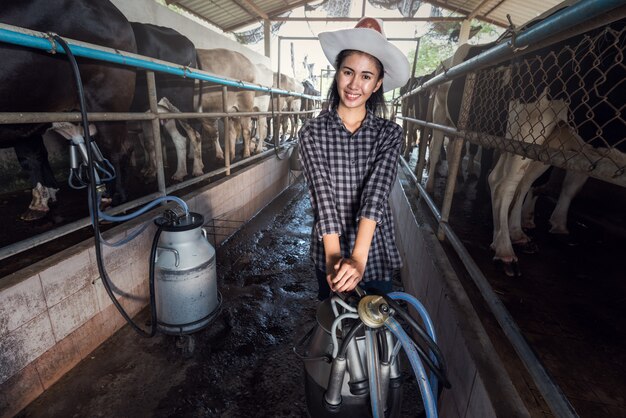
[424,43,500,195]
[300,79,321,122]
[400,72,434,160]
[486,17,625,276]
[271,73,304,143]
[0,0,137,220]
[195,48,256,161]
[129,22,202,182]
[252,63,274,154]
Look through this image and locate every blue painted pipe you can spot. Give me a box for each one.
[0,23,320,100]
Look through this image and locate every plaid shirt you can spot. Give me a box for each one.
[299,108,403,282]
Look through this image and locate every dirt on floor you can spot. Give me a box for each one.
[16,178,425,418]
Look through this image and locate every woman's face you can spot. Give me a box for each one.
[336,51,383,111]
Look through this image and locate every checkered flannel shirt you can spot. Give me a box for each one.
[299,108,403,282]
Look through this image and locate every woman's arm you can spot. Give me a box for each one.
[331,217,376,292]
[299,126,342,240]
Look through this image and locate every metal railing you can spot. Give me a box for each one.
[0,23,321,262]
[394,1,626,417]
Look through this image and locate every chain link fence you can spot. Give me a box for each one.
[457,21,625,186]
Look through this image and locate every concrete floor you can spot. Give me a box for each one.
[16,179,424,417]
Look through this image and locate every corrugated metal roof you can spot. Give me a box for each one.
[166,0,568,33]
[427,0,565,27]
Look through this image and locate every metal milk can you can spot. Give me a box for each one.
[154,212,219,335]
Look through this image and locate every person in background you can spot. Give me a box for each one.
[299,17,410,299]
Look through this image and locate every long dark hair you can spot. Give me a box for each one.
[327,50,387,118]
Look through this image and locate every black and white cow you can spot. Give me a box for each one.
[0,0,137,219]
[129,22,202,182]
[400,71,434,160]
[485,17,626,276]
[425,42,500,194]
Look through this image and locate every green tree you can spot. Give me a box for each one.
[407,35,456,77]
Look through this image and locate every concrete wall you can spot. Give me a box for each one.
[390,174,531,418]
[0,155,291,418]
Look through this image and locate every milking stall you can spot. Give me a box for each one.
[0,0,624,416]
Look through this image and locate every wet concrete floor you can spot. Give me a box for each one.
[17,178,423,418]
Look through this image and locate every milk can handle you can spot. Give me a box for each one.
[292,324,332,363]
[202,228,208,240]
[157,246,180,267]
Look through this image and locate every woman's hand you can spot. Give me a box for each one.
[331,256,366,293]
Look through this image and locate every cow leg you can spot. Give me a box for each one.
[97,122,131,205]
[240,116,252,158]
[425,129,444,194]
[139,120,157,178]
[162,119,188,182]
[489,153,530,275]
[509,160,550,251]
[521,187,539,230]
[202,119,223,161]
[14,136,59,221]
[281,116,289,142]
[256,118,267,154]
[549,171,588,234]
[466,143,479,180]
[228,118,238,160]
[173,119,203,177]
[476,148,495,199]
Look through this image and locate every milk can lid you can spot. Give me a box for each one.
[155,211,205,232]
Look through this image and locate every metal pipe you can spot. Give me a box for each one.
[0,108,318,125]
[397,115,626,188]
[437,73,476,240]
[222,86,230,176]
[0,23,320,100]
[166,142,296,194]
[398,159,579,417]
[396,0,625,101]
[146,71,166,196]
[1,140,295,261]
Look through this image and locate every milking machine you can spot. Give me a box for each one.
[53,34,221,353]
[295,287,450,418]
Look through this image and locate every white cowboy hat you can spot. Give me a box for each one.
[318,17,410,92]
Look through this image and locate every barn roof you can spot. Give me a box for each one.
[165,0,566,33]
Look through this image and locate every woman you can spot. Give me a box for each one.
[299,18,410,299]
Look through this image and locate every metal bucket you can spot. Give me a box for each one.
[154,212,219,335]
[298,298,403,417]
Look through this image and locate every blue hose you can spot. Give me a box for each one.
[388,292,439,394]
[386,317,437,418]
[98,195,189,222]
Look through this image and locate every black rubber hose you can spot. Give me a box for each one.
[53,35,158,338]
[383,295,451,388]
[338,321,364,358]
[378,328,389,363]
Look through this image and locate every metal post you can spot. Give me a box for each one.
[146,70,166,195]
[458,19,471,44]
[275,37,283,145]
[411,37,421,77]
[437,73,476,240]
[222,85,230,176]
[264,19,271,58]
